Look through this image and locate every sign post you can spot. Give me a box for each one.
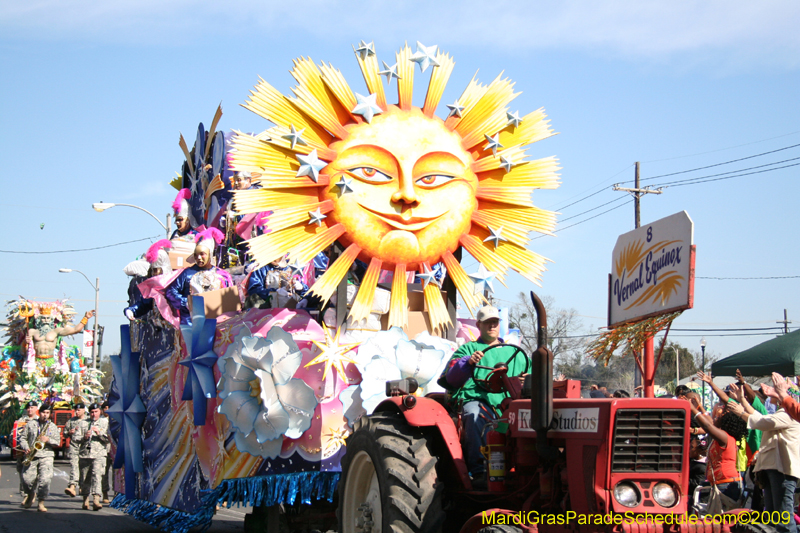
[609,211,695,397]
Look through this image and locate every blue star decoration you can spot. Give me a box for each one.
[351,93,382,123]
[483,226,507,248]
[379,61,401,84]
[335,176,356,196]
[499,156,514,173]
[281,124,308,150]
[179,296,218,426]
[308,207,327,227]
[417,265,439,289]
[469,264,497,295]
[410,41,439,72]
[355,40,376,60]
[484,133,503,157]
[507,110,523,128]
[446,101,465,118]
[108,324,146,497]
[296,149,327,183]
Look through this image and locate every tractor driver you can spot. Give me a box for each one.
[438,305,528,489]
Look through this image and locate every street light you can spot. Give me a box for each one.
[700,337,707,407]
[92,202,172,239]
[59,268,99,370]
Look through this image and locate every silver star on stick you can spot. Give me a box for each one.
[351,93,383,123]
[296,149,327,183]
[484,133,503,157]
[483,226,507,248]
[335,176,355,196]
[409,41,439,72]
[417,265,439,289]
[308,208,327,227]
[378,61,401,84]
[354,40,376,59]
[281,125,308,150]
[446,101,465,118]
[507,110,523,128]
[499,156,514,173]
[469,264,497,295]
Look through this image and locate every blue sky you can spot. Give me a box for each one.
[1,0,798,367]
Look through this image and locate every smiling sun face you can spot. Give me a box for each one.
[326,106,477,269]
[231,43,560,332]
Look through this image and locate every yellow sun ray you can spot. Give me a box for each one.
[494,242,551,285]
[456,73,520,149]
[387,264,408,329]
[259,125,338,160]
[476,186,536,207]
[231,132,330,185]
[242,78,335,146]
[354,49,386,109]
[423,281,452,333]
[471,201,557,245]
[234,187,318,215]
[498,108,556,147]
[287,219,343,266]
[460,232,510,284]
[442,251,485,312]
[349,258,382,322]
[307,244,361,305]
[396,44,415,110]
[319,62,358,111]
[289,85,350,140]
[245,224,329,267]
[472,145,529,173]
[290,58,354,128]
[422,52,455,118]
[444,73,485,130]
[475,156,561,189]
[261,200,334,233]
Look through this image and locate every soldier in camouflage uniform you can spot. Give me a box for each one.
[19,402,60,512]
[15,401,38,496]
[63,402,86,497]
[79,402,109,511]
[101,400,112,503]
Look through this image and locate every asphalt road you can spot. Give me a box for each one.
[0,451,251,532]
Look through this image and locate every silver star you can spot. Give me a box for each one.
[281,125,308,150]
[417,266,439,289]
[296,149,327,183]
[351,93,382,123]
[469,264,497,295]
[500,156,514,173]
[378,61,401,84]
[483,226,507,248]
[287,259,305,278]
[409,41,440,72]
[354,40,375,60]
[335,176,355,196]
[446,101,465,119]
[507,110,523,128]
[308,208,327,227]
[484,133,503,157]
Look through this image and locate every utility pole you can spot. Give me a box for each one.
[777,309,792,334]
[613,162,664,395]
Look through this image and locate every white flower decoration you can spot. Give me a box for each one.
[216,325,318,458]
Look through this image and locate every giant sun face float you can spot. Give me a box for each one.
[232,42,560,333]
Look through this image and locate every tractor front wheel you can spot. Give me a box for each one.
[338,413,444,533]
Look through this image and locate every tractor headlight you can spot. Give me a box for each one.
[652,482,677,508]
[613,482,640,508]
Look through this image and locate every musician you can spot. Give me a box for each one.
[15,401,38,496]
[78,402,109,511]
[63,402,87,497]
[19,402,60,512]
[101,400,112,503]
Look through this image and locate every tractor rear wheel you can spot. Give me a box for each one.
[338,413,445,533]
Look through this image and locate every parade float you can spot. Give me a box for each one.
[0,299,104,452]
[107,40,559,532]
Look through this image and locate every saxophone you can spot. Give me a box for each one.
[22,420,51,467]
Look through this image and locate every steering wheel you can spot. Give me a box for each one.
[472,343,530,393]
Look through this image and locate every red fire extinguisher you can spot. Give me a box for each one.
[484,429,506,492]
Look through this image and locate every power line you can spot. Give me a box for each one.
[544,164,633,211]
[0,235,159,254]
[532,199,633,240]
[658,161,800,189]
[557,196,627,223]
[640,131,800,164]
[698,275,800,280]
[652,157,800,188]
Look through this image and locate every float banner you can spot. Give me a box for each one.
[608,211,695,327]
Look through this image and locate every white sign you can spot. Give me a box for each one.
[517,407,601,433]
[82,329,94,364]
[609,211,694,327]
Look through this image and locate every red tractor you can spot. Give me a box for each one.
[337,292,718,533]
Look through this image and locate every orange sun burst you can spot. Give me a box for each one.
[231,42,560,332]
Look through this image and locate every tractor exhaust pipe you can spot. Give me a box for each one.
[530,291,558,460]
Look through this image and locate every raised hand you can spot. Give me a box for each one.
[761,383,779,401]
[772,372,790,399]
[697,371,713,384]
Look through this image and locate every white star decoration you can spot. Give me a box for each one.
[484,133,503,157]
[483,226,507,248]
[446,101,465,119]
[507,110,523,128]
[417,265,439,289]
[335,176,355,195]
[351,93,383,123]
[281,125,308,150]
[410,41,440,72]
[308,208,327,227]
[306,325,361,382]
[354,40,376,60]
[500,156,514,173]
[378,61,401,84]
[287,258,305,278]
[469,264,497,295]
[295,149,327,183]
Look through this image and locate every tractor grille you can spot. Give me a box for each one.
[611,409,685,472]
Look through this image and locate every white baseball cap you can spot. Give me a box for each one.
[476,305,500,322]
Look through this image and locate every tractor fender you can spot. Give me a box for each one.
[374,396,472,489]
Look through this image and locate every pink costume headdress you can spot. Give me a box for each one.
[145,239,173,275]
[172,188,191,218]
[194,227,224,254]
